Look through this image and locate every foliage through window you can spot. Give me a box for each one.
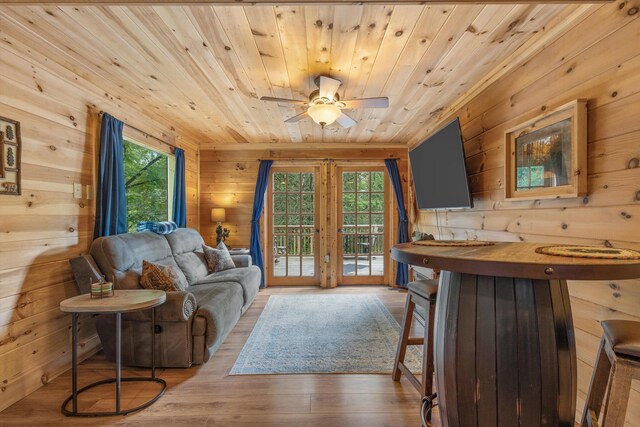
[272,171,316,278]
[123,139,174,232]
[341,171,385,275]
[516,165,544,189]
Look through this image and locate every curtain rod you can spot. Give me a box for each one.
[98,111,176,152]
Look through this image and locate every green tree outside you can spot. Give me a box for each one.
[271,171,385,257]
[123,139,170,232]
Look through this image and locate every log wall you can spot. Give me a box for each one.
[411,2,640,422]
[0,38,199,411]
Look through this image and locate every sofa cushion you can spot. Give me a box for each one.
[140,260,187,292]
[90,231,188,290]
[187,282,243,362]
[164,228,210,285]
[195,266,261,310]
[203,243,235,273]
[230,254,252,268]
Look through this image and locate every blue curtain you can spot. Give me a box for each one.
[250,160,273,288]
[94,113,127,239]
[172,147,187,228]
[384,159,409,287]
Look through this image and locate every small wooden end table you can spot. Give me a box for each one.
[60,289,167,417]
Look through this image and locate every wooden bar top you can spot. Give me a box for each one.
[60,289,166,313]
[392,242,640,281]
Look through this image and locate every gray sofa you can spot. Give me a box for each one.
[82,228,260,368]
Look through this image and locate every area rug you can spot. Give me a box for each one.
[229,294,423,375]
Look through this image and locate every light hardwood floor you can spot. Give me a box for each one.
[0,286,427,426]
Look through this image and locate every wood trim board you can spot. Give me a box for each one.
[0,0,614,4]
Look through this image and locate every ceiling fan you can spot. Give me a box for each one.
[260,76,389,128]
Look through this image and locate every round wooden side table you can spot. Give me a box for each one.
[60,289,167,417]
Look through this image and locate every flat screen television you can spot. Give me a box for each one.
[409,118,472,210]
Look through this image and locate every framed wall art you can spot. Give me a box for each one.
[504,99,587,201]
[0,116,22,196]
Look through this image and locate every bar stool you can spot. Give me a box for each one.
[581,320,640,427]
[392,279,438,398]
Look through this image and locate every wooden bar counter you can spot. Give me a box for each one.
[391,241,640,427]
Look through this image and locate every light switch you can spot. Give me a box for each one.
[73,183,82,199]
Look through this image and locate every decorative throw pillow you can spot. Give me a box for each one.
[203,242,236,273]
[140,260,186,292]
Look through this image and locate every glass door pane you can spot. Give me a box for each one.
[269,169,318,285]
[338,168,386,284]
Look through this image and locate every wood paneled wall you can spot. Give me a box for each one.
[200,146,407,287]
[411,2,640,422]
[0,38,199,411]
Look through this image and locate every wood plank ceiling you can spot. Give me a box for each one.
[0,4,578,146]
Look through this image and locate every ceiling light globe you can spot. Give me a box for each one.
[307,103,341,126]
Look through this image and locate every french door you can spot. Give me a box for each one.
[337,166,389,285]
[266,167,320,285]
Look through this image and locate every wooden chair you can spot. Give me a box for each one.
[581,320,640,427]
[392,279,438,399]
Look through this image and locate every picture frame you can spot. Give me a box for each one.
[504,99,587,201]
[0,116,22,196]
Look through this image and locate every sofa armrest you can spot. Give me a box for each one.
[231,254,252,267]
[123,291,196,322]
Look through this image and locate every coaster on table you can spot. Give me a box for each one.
[91,282,113,298]
[413,240,495,247]
[535,245,640,260]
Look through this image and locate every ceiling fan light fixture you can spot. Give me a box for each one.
[307,103,341,126]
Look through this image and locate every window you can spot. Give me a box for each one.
[516,165,545,189]
[123,139,175,232]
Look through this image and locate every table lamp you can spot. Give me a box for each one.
[211,208,229,246]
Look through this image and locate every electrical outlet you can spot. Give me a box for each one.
[73,183,82,199]
[324,255,330,263]
[86,185,93,200]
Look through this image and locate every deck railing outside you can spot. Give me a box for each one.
[273,224,384,256]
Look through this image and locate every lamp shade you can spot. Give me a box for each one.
[307,103,341,126]
[210,208,226,223]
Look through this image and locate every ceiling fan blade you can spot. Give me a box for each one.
[284,111,309,123]
[260,96,307,105]
[318,76,341,100]
[336,112,357,128]
[341,97,389,109]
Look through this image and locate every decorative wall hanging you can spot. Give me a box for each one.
[504,99,587,200]
[535,245,640,260]
[0,116,22,195]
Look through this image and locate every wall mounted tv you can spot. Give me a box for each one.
[409,118,473,210]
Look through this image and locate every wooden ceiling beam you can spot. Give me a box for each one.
[1,0,613,4]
